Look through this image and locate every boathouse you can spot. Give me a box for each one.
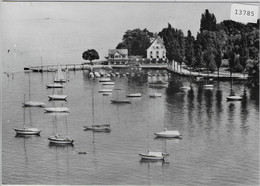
[107,49,128,65]
[146,36,166,61]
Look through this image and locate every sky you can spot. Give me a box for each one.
[1,2,259,72]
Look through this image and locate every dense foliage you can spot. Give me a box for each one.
[82,49,99,64]
[116,28,153,57]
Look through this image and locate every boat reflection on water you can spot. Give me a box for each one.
[15,133,41,139]
[48,142,74,148]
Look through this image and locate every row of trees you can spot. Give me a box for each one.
[114,9,259,87]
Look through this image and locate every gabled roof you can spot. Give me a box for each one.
[147,36,165,50]
[108,49,128,55]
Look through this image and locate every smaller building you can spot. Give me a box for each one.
[107,49,128,65]
[146,36,166,61]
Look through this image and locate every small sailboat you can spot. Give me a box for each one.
[23,73,45,107]
[154,104,181,139]
[48,113,74,145]
[111,88,131,104]
[98,89,113,93]
[99,78,111,82]
[83,87,111,132]
[48,83,67,101]
[44,107,69,113]
[139,110,168,160]
[14,95,41,135]
[54,65,67,83]
[226,78,242,101]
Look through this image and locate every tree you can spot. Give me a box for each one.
[185,30,195,73]
[159,23,185,71]
[200,9,217,32]
[82,49,99,65]
[117,28,153,57]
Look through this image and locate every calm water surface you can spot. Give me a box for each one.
[2,69,259,185]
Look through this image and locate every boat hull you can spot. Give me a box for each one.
[98,89,113,93]
[84,125,111,132]
[14,128,41,135]
[226,96,242,101]
[48,136,74,144]
[44,107,69,112]
[23,101,45,107]
[46,84,64,88]
[154,130,181,138]
[48,94,68,100]
[126,93,141,97]
[149,93,162,97]
[111,99,131,104]
[139,152,168,160]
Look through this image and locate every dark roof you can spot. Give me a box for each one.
[108,49,128,55]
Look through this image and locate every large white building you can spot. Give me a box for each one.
[146,36,166,60]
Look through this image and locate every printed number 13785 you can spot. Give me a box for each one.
[235,9,254,16]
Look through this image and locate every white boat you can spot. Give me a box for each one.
[226,78,242,101]
[98,89,113,93]
[84,87,111,132]
[48,112,74,145]
[23,100,45,107]
[44,107,69,113]
[99,78,111,82]
[46,83,64,89]
[102,82,115,85]
[154,128,182,138]
[48,94,68,101]
[203,84,214,89]
[23,73,45,107]
[54,65,67,83]
[226,95,242,101]
[139,151,169,160]
[14,127,41,135]
[48,134,74,144]
[126,93,142,97]
[94,71,101,78]
[149,93,162,98]
[14,101,41,135]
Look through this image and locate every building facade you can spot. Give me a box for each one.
[146,36,166,61]
[107,49,128,65]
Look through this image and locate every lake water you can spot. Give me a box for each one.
[2,69,259,185]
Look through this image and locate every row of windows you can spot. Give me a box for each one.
[152,46,164,49]
[150,51,165,55]
[150,56,166,59]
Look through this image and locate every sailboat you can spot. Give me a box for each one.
[23,73,45,107]
[83,87,111,132]
[54,65,67,83]
[226,77,242,101]
[48,113,74,145]
[154,103,182,138]
[111,88,131,104]
[14,95,41,135]
[44,98,69,113]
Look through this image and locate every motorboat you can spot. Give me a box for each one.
[154,128,182,138]
[44,107,69,113]
[139,151,169,160]
[48,94,68,101]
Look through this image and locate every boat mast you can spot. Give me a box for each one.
[23,94,26,128]
[92,87,95,127]
[28,72,31,101]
